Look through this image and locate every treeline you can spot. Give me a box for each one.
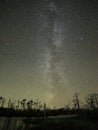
[0,97,46,110]
[0,93,98,119]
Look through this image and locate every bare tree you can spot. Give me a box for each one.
[21,99,27,110]
[27,100,33,110]
[73,93,80,110]
[43,103,46,117]
[86,93,98,110]
[0,96,5,108]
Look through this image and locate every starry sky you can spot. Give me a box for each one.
[0,0,98,107]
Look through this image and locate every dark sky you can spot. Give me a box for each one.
[0,0,98,107]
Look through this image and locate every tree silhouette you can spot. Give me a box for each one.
[86,93,98,110]
[21,99,27,110]
[0,96,5,108]
[73,93,80,110]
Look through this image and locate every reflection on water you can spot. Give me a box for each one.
[0,117,25,130]
[0,117,43,130]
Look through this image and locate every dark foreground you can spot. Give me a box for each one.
[0,116,97,130]
[24,117,98,130]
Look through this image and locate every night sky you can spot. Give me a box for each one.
[0,0,98,107]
